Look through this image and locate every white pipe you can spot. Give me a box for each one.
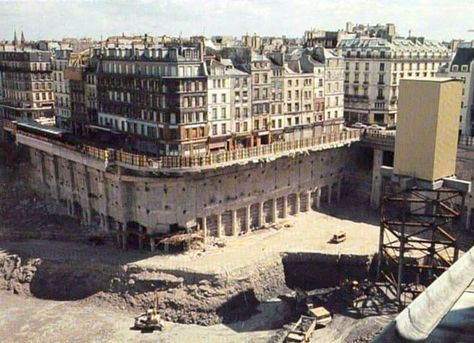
[395,247,474,341]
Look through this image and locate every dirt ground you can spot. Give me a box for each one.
[0,202,391,343]
[0,201,381,276]
[0,291,272,343]
[0,290,393,343]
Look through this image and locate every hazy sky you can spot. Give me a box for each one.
[1,0,473,42]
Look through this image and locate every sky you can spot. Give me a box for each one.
[0,0,473,42]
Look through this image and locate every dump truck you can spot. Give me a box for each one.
[285,315,317,343]
[307,306,332,327]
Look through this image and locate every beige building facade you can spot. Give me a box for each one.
[340,37,450,126]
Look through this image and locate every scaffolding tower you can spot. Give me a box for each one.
[376,177,466,307]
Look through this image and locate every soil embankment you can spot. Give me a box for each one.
[0,247,374,326]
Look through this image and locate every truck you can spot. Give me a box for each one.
[285,315,317,343]
[307,306,332,327]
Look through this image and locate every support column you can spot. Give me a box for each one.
[336,179,342,202]
[122,223,128,250]
[51,155,61,201]
[257,201,264,227]
[216,214,222,238]
[316,188,321,209]
[103,216,109,231]
[328,185,333,205]
[370,149,384,209]
[202,217,208,243]
[231,210,238,236]
[138,225,144,250]
[82,208,91,225]
[39,152,46,186]
[466,205,472,231]
[67,200,73,216]
[245,205,251,232]
[150,237,156,252]
[283,196,288,218]
[305,191,311,212]
[114,222,121,248]
[272,198,278,222]
[122,233,128,251]
[295,193,301,214]
[98,171,110,229]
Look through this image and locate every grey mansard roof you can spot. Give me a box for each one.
[339,37,448,53]
[451,48,474,72]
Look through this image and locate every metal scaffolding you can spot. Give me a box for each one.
[377,180,465,307]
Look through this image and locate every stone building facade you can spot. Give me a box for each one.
[340,37,450,126]
[95,43,208,156]
[445,45,474,136]
[0,48,54,121]
[52,49,72,129]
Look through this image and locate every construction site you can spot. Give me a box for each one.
[1,78,474,343]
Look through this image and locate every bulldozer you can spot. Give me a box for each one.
[133,293,164,332]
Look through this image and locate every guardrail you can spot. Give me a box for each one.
[459,135,474,148]
[11,123,360,170]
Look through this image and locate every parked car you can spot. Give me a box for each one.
[352,122,367,129]
[367,124,383,131]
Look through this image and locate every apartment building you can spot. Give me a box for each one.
[206,59,232,151]
[52,49,72,129]
[0,47,54,121]
[340,37,450,125]
[248,53,272,145]
[446,46,474,136]
[267,48,340,140]
[226,61,252,148]
[269,58,285,141]
[312,48,344,130]
[95,43,208,156]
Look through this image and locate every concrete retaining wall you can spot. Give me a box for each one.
[25,143,349,249]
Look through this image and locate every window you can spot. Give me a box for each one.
[243,122,248,131]
[212,124,217,135]
[221,108,226,118]
[212,94,217,103]
[236,122,240,132]
[365,63,369,71]
[212,108,217,119]
[377,88,384,98]
[221,94,226,102]
[462,65,468,72]
[221,123,226,134]
[380,63,385,72]
[452,65,459,72]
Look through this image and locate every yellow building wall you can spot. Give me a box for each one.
[394,78,463,182]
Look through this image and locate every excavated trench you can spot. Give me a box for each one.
[0,249,376,326]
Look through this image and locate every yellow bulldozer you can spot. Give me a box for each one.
[133,293,164,332]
